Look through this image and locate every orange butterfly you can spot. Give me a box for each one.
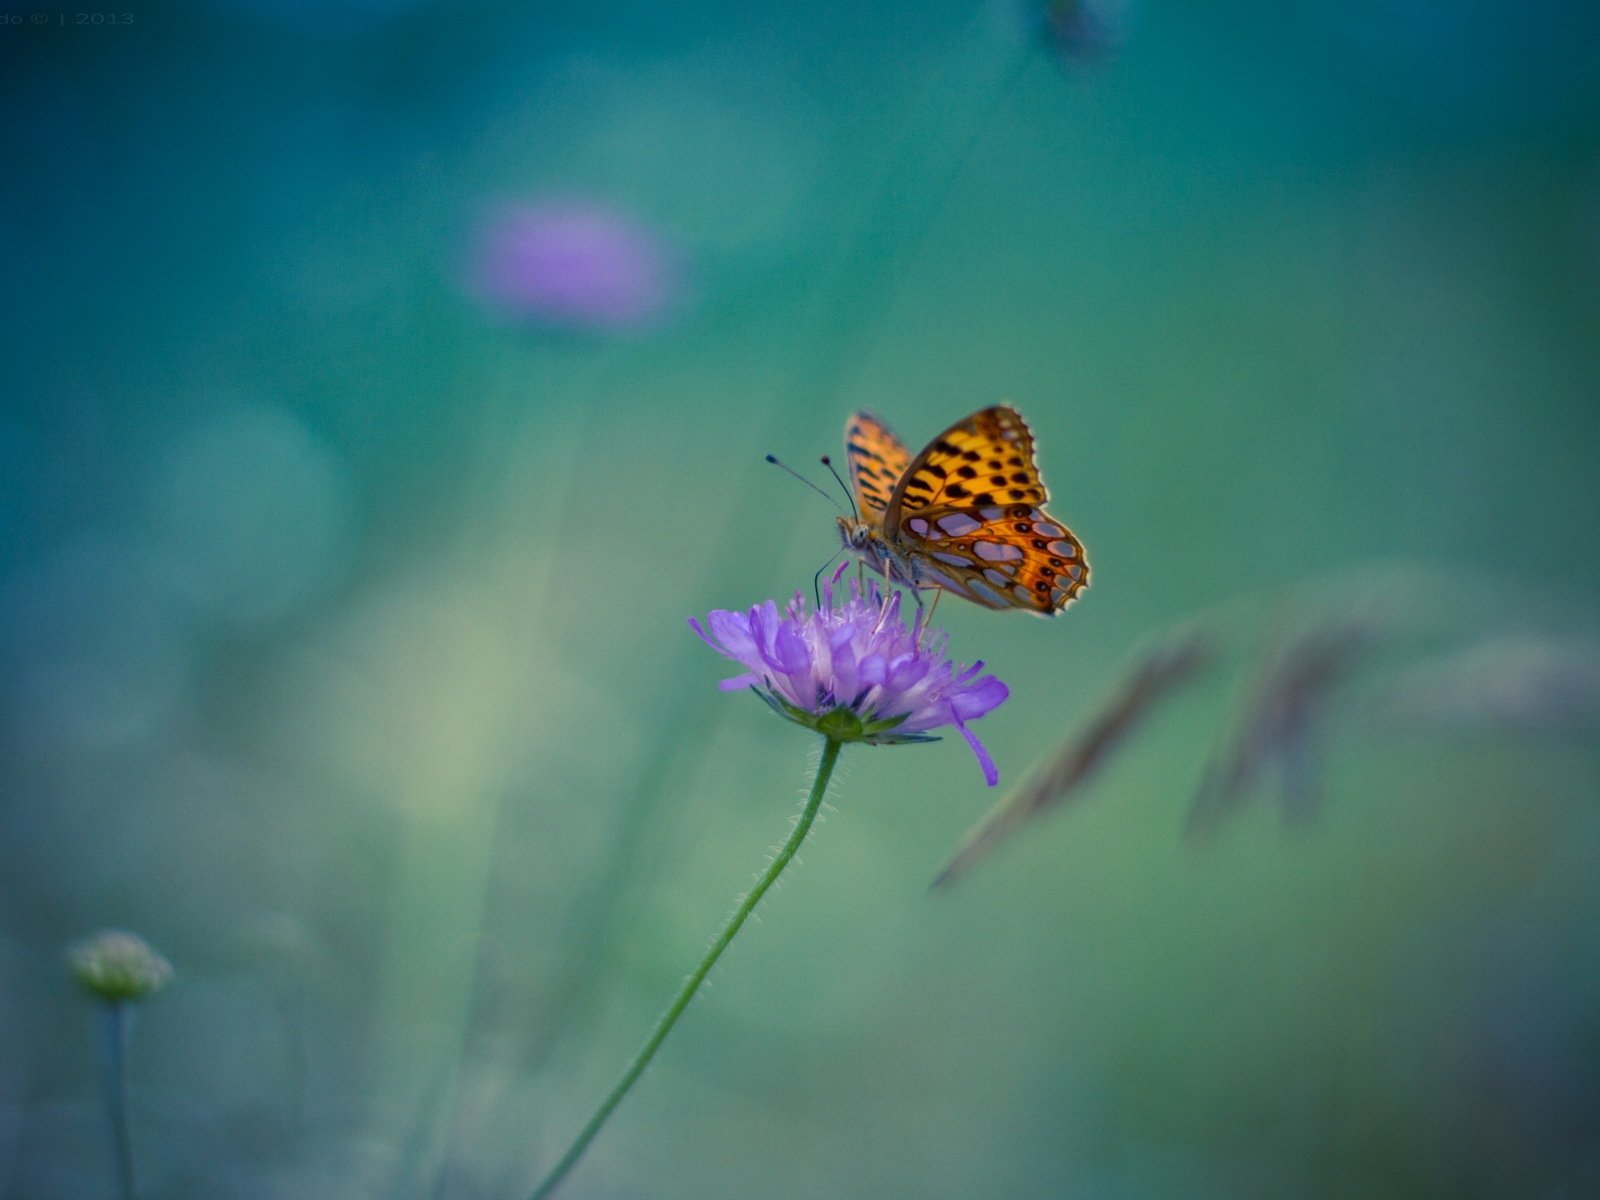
[836,406,1089,616]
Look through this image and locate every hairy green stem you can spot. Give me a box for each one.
[529,736,843,1200]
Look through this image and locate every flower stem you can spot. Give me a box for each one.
[529,736,844,1200]
[97,999,137,1200]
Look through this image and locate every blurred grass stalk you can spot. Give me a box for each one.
[1186,615,1379,839]
[376,351,595,1195]
[934,628,1214,888]
[95,999,137,1200]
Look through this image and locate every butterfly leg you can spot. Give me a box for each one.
[911,587,941,645]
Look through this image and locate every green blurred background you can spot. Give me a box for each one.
[3,1,1599,1197]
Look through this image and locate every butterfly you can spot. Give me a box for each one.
[836,405,1089,616]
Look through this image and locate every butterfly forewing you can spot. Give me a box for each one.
[886,406,1048,521]
[843,411,912,521]
[879,405,1089,616]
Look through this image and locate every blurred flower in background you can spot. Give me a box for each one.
[68,930,172,1004]
[68,930,171,1200]
[465,201,680,334]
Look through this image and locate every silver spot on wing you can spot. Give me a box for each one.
[974,540,1023,562]
[968,578,1009,607]
[937,512,982,536]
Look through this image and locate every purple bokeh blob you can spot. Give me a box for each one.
[467,201,679,333]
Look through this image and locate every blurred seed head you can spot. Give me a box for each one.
[1188,615,1382,839]
[934,626,1214,888]
[68,930,173,1003]
[1379,635,1600,738]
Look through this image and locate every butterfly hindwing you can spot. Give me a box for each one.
[843,411,912,521]
[896,502,1089,614]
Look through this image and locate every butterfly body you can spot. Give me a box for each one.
[839,406,1089,616]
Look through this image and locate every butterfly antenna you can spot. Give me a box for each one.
[818,455,859,519]
[765,455,845,513]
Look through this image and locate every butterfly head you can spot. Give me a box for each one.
[837,515,889,568]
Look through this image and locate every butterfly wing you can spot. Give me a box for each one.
[885,406,1089,615]
[886,405,1046,517]
[843,411,912,523]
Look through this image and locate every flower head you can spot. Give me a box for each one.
[466,201,678,333]
[68,930,173,1003]
[691,566,1010,785]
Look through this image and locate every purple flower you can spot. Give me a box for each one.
[690,566,1011,785]
[466,201,678,333]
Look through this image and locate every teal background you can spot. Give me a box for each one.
[2,1,1599,1197]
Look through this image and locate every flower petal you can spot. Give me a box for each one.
[857,653,888,688]
[952,712,1001,787]
[886,652,927,690]
[951,659,984,685]
[701,610,758,662]
[771,618,811,677]
[747,601,786,669]
[951,675,1009,721]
